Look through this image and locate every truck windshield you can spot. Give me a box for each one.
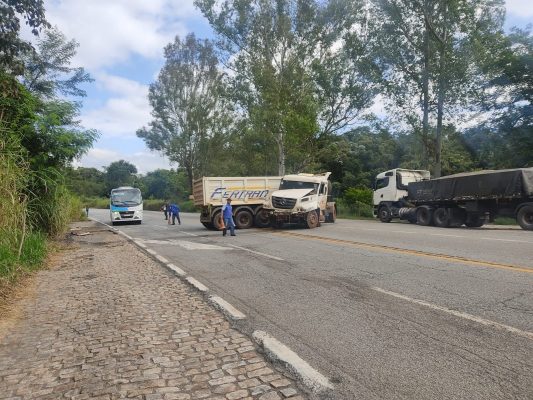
[111,189,142,206]
[279,180,318,194]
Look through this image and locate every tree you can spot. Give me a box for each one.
[21,27,92,98]
[1,0,49,74]
[465,27,532,168]
[18,27,97,170]
[371,0,505,176]
[104,160,138,193]
[137,33,227,190]
[195,0,375,175]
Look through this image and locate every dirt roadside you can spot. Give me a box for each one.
[0,221,308,400]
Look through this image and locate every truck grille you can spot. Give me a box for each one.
[272,197,296,209]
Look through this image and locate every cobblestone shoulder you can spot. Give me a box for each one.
[0,222,307,400]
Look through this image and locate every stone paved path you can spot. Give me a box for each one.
[0,222,307,400]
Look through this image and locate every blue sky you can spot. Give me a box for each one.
[40,0,532,174]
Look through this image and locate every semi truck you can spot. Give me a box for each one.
[373,168,533,230]
[263,172,337,229]
[193,176,282,230]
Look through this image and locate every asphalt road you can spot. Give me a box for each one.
[90,209,533,400]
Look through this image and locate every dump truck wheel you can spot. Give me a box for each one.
[235,209,253,229]
[201,222,214,230]
[306,210,319,229]
[433,208,450,228]
[416,206,434,226]
[212,211,224,230]
[517,205,533,231]
[378,206,392,223]
[254,209,271,228]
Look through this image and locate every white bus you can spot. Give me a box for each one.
[110,186,143,225]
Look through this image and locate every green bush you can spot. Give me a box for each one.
[336,198,374,219]
[343,187,373,206]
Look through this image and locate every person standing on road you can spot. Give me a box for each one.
[170,203,181,225]
[221,198,235,236]
[162,201,169,220]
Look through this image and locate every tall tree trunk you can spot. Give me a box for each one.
[422,6,431,170]
[434,4,448,178]
[277,136,285,176]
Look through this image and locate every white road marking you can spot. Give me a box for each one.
[186,277,209,292]
[228,244,284,261]
[253,331,333,393]
[209,296,246,320]
[181,231,199,237]
[480,237,532,243]
[167,263,186,276]
[155,255,169,263]
[134,238,230,250]
[178,241,230,250]
[371,287,533,340]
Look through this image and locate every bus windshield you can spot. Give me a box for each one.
[111,188,142,206]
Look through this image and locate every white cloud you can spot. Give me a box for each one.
[81,73,151,138]
[44,0,201,69]
[77,148,173,174]
[505,0,533,18]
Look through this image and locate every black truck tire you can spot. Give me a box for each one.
[212,211,224,230]
[327,207,337,223]
[235,209,253,229]
[378,206,392,223]
[416,206,434,226]
[433,208,450,228]
[306,210,319,229]
[202,221,214,229]
[254,209,271,228]
[517,205,533,231]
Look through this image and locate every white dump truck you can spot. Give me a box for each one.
[263,172,337,229]
[193,176,282,230]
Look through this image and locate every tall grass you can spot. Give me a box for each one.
[0,139,85,296]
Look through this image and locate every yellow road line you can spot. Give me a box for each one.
[273,231,533,274]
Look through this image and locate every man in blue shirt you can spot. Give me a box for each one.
[221,198,235,236]
[169,203,181,225]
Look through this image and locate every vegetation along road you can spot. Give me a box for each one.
[91,209,533,400]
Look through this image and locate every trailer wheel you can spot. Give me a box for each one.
[235,209,253,229]
[517,205,533,231]
[465,214,484,228]
[416,206,434,226]
[327,207,337,223]
[433,208,450,228]
[254,209,271,228]
[306,210,319,229]
[378,206,392,223]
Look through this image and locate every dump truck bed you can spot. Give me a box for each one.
[408,168,533,202]
[192,176,282,207]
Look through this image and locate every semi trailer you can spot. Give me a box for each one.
[373,168,533,230]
